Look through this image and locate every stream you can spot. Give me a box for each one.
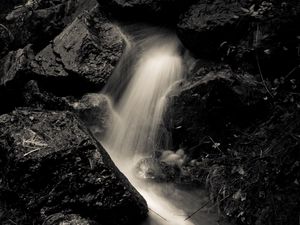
[100,25,220,225]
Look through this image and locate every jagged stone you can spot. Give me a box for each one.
[97,0,193,23]
[167,65,270,149]
[0,44,34,88]
[1,0,97,53]
[177,0,248,57]
[31,6,126,91]
[43,213,98,225]
[0,109,148,225]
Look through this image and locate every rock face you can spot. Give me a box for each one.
[177,0,247,57]
[31,6,126,93]
[0,0,97,55]
[73,93,114,139]
[167,64,270,150]
[97,0,193,23]
[0,109,147,225]
[177,0,300,75]
[43,213,98,225]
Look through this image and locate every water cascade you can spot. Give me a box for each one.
[101,27,218,225]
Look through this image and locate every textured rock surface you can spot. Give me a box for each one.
[177,0,247,57]
[0,44,34,88]
[31,6,126,91]
[97,0,193,23]
[73,93,113,139]
[43,213,98,225]
[0,0,97,55]
[167,64,270,149]
[177,0,300,75]
[0,109,147,225]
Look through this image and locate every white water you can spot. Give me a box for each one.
[101,28,218,225]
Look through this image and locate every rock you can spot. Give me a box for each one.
[167,65,270,149]
[0,45,35,114]
[1,0,97,53]
[31,6,126,93]
[73,93,114,139]
[0,24,13,57]
[0,109,147,225]
[0,44,34,88]
[97,0,193,23]
[22,80,73,110]
[135,157,180,182]
[177,0,248,57]
[43,213,98,225]
[177,0,300,76]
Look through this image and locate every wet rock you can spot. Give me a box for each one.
[0,45,35,114]
[0,24,14,57]
[135,157,181,182]
[22,80,72,110]
[43,213,98,225]
[73,93,113,139]
[31,6,126,93]
[177,0,248,57]
[167,65,270,149]
[177,0,300,76]
[0,109,147,225]
[1,0,97,53]
[97,0,193,23]
[0,44,34,88]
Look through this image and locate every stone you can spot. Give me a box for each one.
[31,6,126,92]
[0,109,147,225]
[73,93,114,139]
[177,0,247,57]
[167,64,270,149]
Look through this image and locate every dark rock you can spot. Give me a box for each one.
[0,44,34,88]
[206,108,300,225]
[0,109,147,225]
[167,64,270,150]
[73,93,113,139]
[22,80,73,110]
[97,0,194,24]
[0,23,14,57]
[177,0,300,76]
[1,0,97,54]
[0,45,35,114]
[43,213,98,225]
[31,6,126,93]
[177,0,248,58]
[135,157,181,182]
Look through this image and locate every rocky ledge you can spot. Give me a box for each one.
[0,109,147,225]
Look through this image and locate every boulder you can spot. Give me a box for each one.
[177,0,248,57]
[0,44,34,88]
[73,93,114,139]
[22,80,73,111]
[31,6,126,93]
[177,0,300,76]
[167,64,270,150]
[43,213,98,225]
[96,0,193,23]
[1,0,97,54]
[0,109,148,225]
[0,45,35,114]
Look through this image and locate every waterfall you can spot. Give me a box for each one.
[100,27,217,225]
[103,35,183,160]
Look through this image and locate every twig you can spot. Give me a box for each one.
[256,55,273,98]
[23,148,41,157]
[184,199,212,221]
[284,65,299,80]
[149,208,168,221]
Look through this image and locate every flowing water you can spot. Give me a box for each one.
[100,26,219,225]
